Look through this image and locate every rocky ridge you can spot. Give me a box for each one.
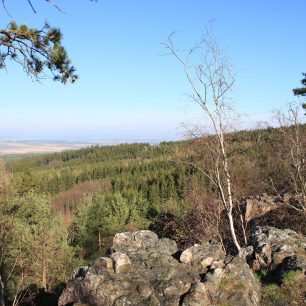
[59,226,306,306]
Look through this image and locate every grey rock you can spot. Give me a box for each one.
[59,227,305,306]
[112,230,178,256]
[251,226,306,274]
[179,242,225,274]
[100,257,113,270]
[218,257,261,306]
[244,194,283,223]
[181,282,211,306]
[111,252,132,274]
[59,231,194,306]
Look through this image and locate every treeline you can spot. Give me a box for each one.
[7,143,176,172]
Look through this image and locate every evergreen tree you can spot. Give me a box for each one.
[293,73,306,112]
[293,73,306,96]
[72,192,150,259]
[0,191,76,303]
[0,21,77,83]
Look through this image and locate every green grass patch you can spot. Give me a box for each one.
[262,284,284,304]
[282,270,303,286]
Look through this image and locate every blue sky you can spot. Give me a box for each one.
[0,0,305,141]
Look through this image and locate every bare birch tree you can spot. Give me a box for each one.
[164,29,242,253]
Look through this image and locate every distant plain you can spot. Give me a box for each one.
[0,139,158,157]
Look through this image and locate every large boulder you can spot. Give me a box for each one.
[179,242,225,303]
[59,229,264,306]
[181,282,210,306]
[180,243,225,271]
[60,231,225,305]
[111,230,178,256]
[250,226,306,306]
[250,226,306,274]
[181,256,260,306]
[244,194,283,223]
[59,230,197,306]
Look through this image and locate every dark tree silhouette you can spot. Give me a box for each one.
[293,73,306,97]
[293,73,306,112]
[0,0,83,83]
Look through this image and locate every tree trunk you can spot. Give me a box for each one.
[227,210,241,253]
[220,131,242,253]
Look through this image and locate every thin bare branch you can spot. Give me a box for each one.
[27,0,37,13]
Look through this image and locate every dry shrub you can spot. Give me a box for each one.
[150,183,245,253]
[179,183,249,254]
[218,203,248,255]
[151,189,306,255]
[149,213,185,248]
[149,183,224,251]
[180,184,223,247]
[248,205,306,236]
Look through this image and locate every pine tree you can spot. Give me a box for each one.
[0,21,77,83]
[293,73,306,96]
[293,73,306,112]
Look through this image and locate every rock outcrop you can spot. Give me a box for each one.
[59,226,306,306]
[217,257,261,306]
[250,226,306,275]
[59,230,261,306]
[244,194,284,222]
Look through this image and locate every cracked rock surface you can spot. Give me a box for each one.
[250,226,306,275]
[59,230,264,306]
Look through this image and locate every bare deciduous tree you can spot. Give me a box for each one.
[164,29,242,253]
[275,102,306,212]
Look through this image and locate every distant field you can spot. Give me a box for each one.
[0,140,92,157]
[0,139,158,157]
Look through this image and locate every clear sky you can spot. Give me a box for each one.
[0,0,305,141]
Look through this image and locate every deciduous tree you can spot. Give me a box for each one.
[275,102,306,212]
[164,29,242,253]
